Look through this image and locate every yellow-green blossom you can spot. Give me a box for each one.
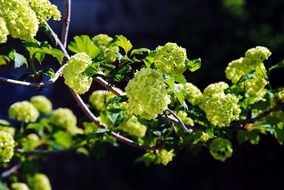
[30,96,52,114]
[125,68,171,120]
[9,101,39,123]
[89,90,115,111]
[153,43,187,75]
[0,131,15,163]
[50,108,77,129]
[62,53,93,94]
[0,0,39,41]
[21,133,40,151]
[155,149,175,166]
[11,183,30,190]
[28,0,61,23]
[0,17,9,43]
[119,116,147,138]
[29,173,51,190]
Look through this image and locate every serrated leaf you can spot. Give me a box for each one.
[130,48,150,57]
[68,35,100,58]
[186,58,201,72]
[0,55,10,65]
[112,35,133,54]
[84,63,103,77]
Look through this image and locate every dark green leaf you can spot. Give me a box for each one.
[186,58,201,72]
[274,123,284,144]
[68,35,100,58]
[237,130,260,145]
[41,68,55,78]
[53,131,73,148]
[269,60,284,75]
[84,63,103,77]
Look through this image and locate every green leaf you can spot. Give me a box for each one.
[186,58,201,72]
[130,48,150,57]
[135,152,157,166]
[68,35,100,58]
[173,74,187,83]
[269,60,284,75]
[8,50,28,68]
[0,119,10,126]
[41,68,55,78]
[0,55,10,65]
[274,123,284,145]
[111,35,133,54]
[53,131,73,148]
[0,181,10,190]
[113,64,131,82]
[237,130,260,145]
[84,63,103,77]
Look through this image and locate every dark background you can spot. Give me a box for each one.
[1,0,284,189]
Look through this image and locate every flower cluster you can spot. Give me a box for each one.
[0,0,61,42]
[119,116,147,138]
[0,131,15,163]
[89,90,115,111]
[125,68,171,120]
[11,183,30,190]
[62,53,93,94]
[93,34,119,63]
[28,173,51,190]
[28,0,61,23]
[0,17,9,43]
[155,149,175,166]
[200,82,241,127]
[209,138,233,162]
[153,43,187,75]
[21,133,40,151]
[50,108,77,129]
[30,96,52,114]
[9,101,39,123]
[225,46,271,84]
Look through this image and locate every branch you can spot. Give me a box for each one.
[231,102,284,128]
[15,148,74,154]
[61,0,71,48]
[166,109,190,132]
[0,64,66,88]
[0,164,20,180]
[69,90,153,150]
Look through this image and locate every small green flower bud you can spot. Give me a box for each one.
[209,138,233,162]
[155,149,175,166]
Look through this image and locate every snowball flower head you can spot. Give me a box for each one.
[0,131,15,163]
[30,95,52,114]
[9,101,39,123]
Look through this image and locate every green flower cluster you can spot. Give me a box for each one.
[50,108,82,135]
[62,53,93,94]
[225,46,271,84]
[155,149,175,166]
[0,131,15,163]
[209,138,233,162]
[200,82,241,127]
[30,96,52,114]
[119,116,147,138]
[89,90,115,111]
[153,43,187,75]
[93,34,119,63]
[176,111,194,126]
[21,133,40,151]
[125,68,171,120]
[28,173,51,190]
[177,82,203,105]
[9,101,39,123]
[0,0,39,41]
[11,183,30,190]
[0,0,61,42]
[28,0,61,23]
[0,17,9,43]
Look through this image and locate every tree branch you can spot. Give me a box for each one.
[61,0,71,48]
[0,164,20,180]
[166,109,190,132]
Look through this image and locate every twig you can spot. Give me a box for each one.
[0,164,20,179]
[69,90,152,150]
[61,0,71,48]
[15,148,74,154]
[231,102,284,128]
[0,64,66,88]
[93,77,125,96]
[166,109,190,132]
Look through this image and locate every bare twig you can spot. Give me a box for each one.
[61,0,71,48]
[0,164,20,180]
[93,77,125,96]
[166,109,190,132]
[15,148,74,154]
